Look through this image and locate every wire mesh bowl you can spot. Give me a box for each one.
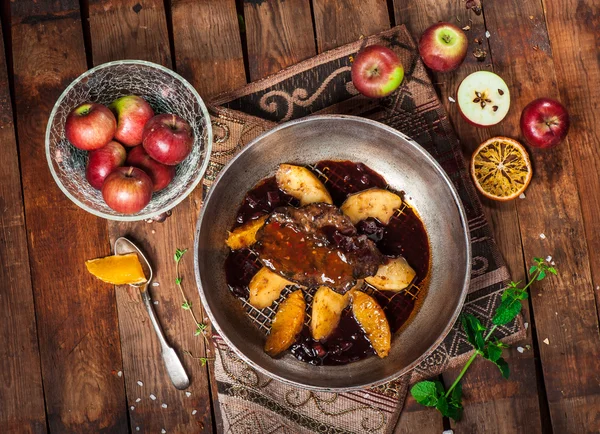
[45,60,212,221]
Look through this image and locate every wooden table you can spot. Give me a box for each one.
[1,0,599,432]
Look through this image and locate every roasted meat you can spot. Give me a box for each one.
[255,203,383,293]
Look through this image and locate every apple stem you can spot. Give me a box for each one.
[127,167,134,177]
[442,34,452,44]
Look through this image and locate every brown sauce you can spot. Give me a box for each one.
[224,160,430,366]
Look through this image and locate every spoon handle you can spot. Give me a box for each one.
[140,289,190,390]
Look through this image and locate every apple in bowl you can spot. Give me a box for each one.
[65,102,116,151]
[126,145,176,191]
[86,140,127,190]
[142,114,194,165]
[520,98,569,149]
[102,166,153,214]
[110,95,155,147]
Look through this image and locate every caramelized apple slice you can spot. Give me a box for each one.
[225,215,267,250]
[340,188,402,225]
[248,267,293,309]
[276,164,333,206]
[310,286,350,340]
[265,290,306,356]
[352,290,391,358]
[365,257,416,291]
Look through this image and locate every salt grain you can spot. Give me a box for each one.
[130,406,135,411]
[161,430,166,434]
[117,371,122,377]
[136,428,140,432]
[517,346,524,353]
[162,403,168,409]
[485,30,491,38]
[136,398,141,403]
[519,193,526,199]
[443,430,454,434]
[543,338,549,345]
[192,410,197,415]
[551,261,556,266]
[524,322,529,330]
[152,230,156,234]
[448,96,456,103]
[150,394,157,400]
[152,282,160,287]
[546,255,552,262]
[539,233,546,239]
[185,391,192,398]
[137,381,144,387]
[153,301,159,305]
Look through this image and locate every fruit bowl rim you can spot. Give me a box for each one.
[45,59,213,222]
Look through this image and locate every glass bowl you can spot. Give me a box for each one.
[45,60,212,221]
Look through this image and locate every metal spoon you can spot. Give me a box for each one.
[114,237,190,390]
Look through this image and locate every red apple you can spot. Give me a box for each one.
[102,166,153,214]
[109,95,154,147]
[86,141,127,190]
[65,102,116,150]
[419,23,468,72]
[142,114,194,165]
[126,145,176,191]
[520,98,569,149]
[351,45,404,98]
[457,71,510,127]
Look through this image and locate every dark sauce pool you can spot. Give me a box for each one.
[224,160,430,366]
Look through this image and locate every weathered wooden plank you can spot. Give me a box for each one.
[10,1,128,432]
[171,0,246,100]
[312,0,390,52]
[0,20,47,434]
[87,0,213,431]
[541,0,600,322]
[393,395,444,434]
[243,0,315,81]
[482,0,600,431]
[394,2,544,432]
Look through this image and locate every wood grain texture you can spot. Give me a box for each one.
[86,0,213,431]
[483,0,600,431]
[393,395,444,434]
[0,21,47,434]
[394,2,543,432]
[312,0,390,52]
[171,0,246,100]
[243,0,315,81]
[10,2,128,432]
[541,0,600,321]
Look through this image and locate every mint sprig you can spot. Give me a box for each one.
[411,257,557,421]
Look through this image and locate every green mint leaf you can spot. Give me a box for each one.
[445,402,462,421]
[182,301,192,310]
[533,257,544,265]
[194,324,207,336]
[462,314,486,350]
[484,341,503,362]
[529,265,538,275]
[175,277,182,285]
[174,248,188,263]
[548,267,557,275]
[197,323,207,331]
[495,357,510,379]
[492,297,523,325]
[410,381,441,407]
[450,382,462,407]
[436,395,449,415]
[536,270,546,281]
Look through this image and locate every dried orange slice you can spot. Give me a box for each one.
[85,253,147,285]
[471,136,532,201]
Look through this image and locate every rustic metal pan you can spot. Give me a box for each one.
[194,115,470,391]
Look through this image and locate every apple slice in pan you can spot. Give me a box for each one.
[310,286,351,341]
[225,215,268,250]
[265,289,306,357]
[365,257,416,291]
[276,164,333,206]
[340,188,402,225]
[352,290,391,358]
[248,267,293,309]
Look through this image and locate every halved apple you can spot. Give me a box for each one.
[265,290,306,357]
[276,164,333,206]
[352,290,391,358]
[225,215,267,250]
[457,71,510,127]
[365,257,416,291]
[248,267,293,309]
[310,286,350,341]
[340,188,402,225]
